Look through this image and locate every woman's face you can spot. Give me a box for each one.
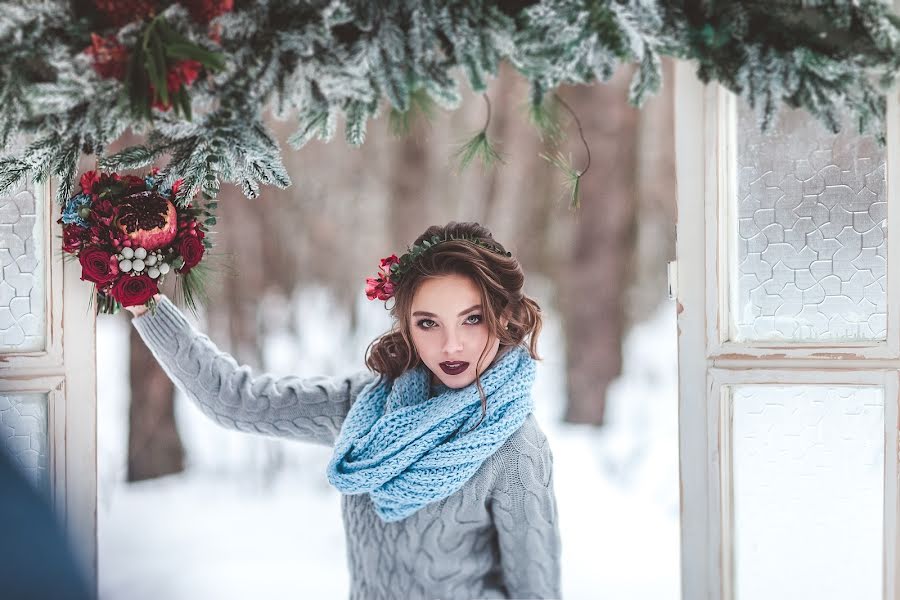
[409,273,507,389]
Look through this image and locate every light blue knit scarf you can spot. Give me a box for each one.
[326,344,536,522]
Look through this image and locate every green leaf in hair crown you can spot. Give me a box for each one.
[365,234,512,301]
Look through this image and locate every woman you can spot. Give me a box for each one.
[128,221,562,600]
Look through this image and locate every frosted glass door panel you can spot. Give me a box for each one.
[732,98,886,342]
[0,393,50,496]
[731,385,884,600]
[0,182,46,351]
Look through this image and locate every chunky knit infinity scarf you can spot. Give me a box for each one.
[326,344,536,522]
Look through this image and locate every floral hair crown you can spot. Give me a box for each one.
[366,233,512,301]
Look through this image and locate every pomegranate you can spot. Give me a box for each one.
[115,190,178,251]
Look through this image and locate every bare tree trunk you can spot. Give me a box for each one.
[115,129,185,481]
[127,325,184,481]
[388,117,431,245]
[627,57,677,327]
[559,65,640,425]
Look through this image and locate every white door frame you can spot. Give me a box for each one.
[674,57,900,598]
[0,179,97,593]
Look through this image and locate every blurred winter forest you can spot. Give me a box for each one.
[101,59,680,599]
[124,59,677,481]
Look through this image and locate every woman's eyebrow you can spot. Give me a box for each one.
[412,304,482,318]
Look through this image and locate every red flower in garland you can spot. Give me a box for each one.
[184,0,234,23]
[92,0,157,27]
[151,60,202,111]
[365,254,399,301]
[85,33,129,80]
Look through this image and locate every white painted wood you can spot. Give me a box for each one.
[674,57,714,600]
[0,182,97,595]
[676,33,900,598]
[56,187,98,592]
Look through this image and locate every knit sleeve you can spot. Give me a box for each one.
[489,415,563,599]
[130,294,378,447]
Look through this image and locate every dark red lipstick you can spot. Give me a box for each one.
[439,361,469,375]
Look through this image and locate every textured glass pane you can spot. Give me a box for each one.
[733,98,886,342]
[0,393,50,496]
[731,385,883,600]
[0,180,46,351]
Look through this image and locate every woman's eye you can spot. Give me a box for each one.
[465,314,483,324]
[417,319,436,329]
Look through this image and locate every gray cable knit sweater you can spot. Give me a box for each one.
[131,295,562,600]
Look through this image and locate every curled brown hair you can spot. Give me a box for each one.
[365,222,543,426]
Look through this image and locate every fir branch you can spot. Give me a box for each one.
[389,87,437,137]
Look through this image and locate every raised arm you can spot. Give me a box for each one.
[489,414,563,599]
[129,294,378,446]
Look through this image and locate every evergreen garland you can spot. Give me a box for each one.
[1,0,898,208]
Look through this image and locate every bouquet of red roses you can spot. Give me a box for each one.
[59,169,212,314]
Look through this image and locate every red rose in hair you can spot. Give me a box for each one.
[365,276,395,301]
[379,254,399,271]
[79,247,119,286]
[110,274,158,307]
[62,225,85,254]
[178,236,205,272]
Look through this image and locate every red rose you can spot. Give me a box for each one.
[111,274,158,308]
[178,236,205,272]
[62,225,85,254]
[79,247,119,285]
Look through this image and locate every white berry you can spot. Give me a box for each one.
[148,267,160,279]
[159,263,171,274]
[121,247,134,259]
[119,259,133,272]
[145,254,158,266]
[132,258,145,272]
[134,247,147,260]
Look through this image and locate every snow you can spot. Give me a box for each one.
[97,284,680,600]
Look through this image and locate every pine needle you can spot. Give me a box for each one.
[453,130,505,173]
[526,96,564,144]
[540,150,582,210]
[175,261,212,319]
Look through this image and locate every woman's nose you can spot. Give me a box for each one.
[442,330,463,354]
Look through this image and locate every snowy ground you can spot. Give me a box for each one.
[97,282,681,600]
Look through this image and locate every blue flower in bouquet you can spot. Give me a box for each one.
[62,194,92,227]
